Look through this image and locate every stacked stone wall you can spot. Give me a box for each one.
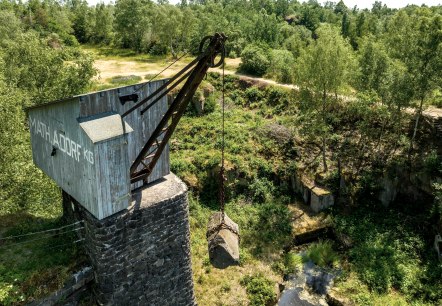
[68,174,195,305]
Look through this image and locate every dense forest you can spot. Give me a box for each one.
[0,0,442,305]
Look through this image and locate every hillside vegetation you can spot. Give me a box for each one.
[0,0,442,305]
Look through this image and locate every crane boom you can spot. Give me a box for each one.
[121,33,227,184]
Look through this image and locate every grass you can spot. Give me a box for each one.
[188,195,287,305]
[0,214,86,305]
[303,240,339,268]
[2,49,440,305]
[333,203,442,305]
[240,273,276,306]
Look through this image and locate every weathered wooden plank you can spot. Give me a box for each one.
[28,79,171,220]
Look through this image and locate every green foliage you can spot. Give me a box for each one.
[296,24,354,171]
[303,240,339,268]
[266,49,295,84]
[254,202,292,249]
[0,216,85,304]
[282,252,303,274]
[423,150,441,174]
[0,10,95,303]
[109,75,142,86]
[433,182,442,229]
[244,86,264,103]
[249,177,275,203]
[1,32,95,104]
[334,206,442,303]
[240,44,270,76]
[240,274,275,306]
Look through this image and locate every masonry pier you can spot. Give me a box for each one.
[64,173,195,305]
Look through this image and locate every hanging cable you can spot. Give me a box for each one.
[0,221,83,241]
[220,47,226,225]
[0,226,85,247]
[133,51,188,94]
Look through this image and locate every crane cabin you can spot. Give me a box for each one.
[27,80,170,220]
[28,33,227,221]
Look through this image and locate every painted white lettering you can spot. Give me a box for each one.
[83,148,94,165]
[31,118,90,165]
[29,117,36,132]
[53,131,59,148]
[88,152,94,165]
[45,125,51,142]
[37,122,43,137]
[65,136,72,157]
[59,134,66,153]
[76,144,81,162]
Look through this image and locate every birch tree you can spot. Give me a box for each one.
[296,25,354,172]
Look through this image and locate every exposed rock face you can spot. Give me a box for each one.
[207,212,240,269]
[278,260,338,306]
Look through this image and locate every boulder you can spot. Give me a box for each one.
[206,212,240,269]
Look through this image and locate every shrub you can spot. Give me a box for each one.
[203,94,217,114]
[267,49,295,83]
[245,86,264,104]
[423,150,441,174]
[255,202,292,247]
[304,240,339,268]
[249,178,275,203]
[240,274,275,306]
[284,252,303,274]
[240,44,270,76]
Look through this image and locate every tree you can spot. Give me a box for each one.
[91,3,114,44]
[114,0,153,51]
[1,32,96,104]
[341,11,350,38]
[296,25,354,172]
[240,44,270,76]
[386,10,442,157]
[334,0,347,15]
[267,49,295,83]
[283,26,312,59]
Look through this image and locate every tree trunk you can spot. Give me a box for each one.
[408,95,425,160]
[170,38,177,59]
[322,89,328,173]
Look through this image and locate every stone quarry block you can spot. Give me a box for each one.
[310,187,334,213]
[207,212,240,269]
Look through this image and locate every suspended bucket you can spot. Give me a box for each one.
[206,211,240,269]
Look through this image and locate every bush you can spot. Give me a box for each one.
[240,274,275,306]
[240,44,270,76]
[267,49,295,84]
[255,202,292,248]
[245,86,264,104]
[304,240,339,268]
[249,178,275,203]
[203,94,217,114]
[423,150,441,174]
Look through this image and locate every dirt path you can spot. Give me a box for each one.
[93,57,300,91]
[93,58,442,118]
